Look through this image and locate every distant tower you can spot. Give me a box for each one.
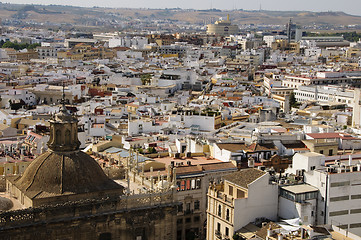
[287,18,293,43]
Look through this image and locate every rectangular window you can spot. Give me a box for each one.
[186,203,191,212]
[331,181,350,187]
[330,196,349,202]
[225,227,229,236]
[229,186,233,196]
[194,216,200,222]
[237,189,245,199]
[217,223,221,232]
[351,194,361,200]
[194,200,200,210]
[180,181,185,191]
[178,204,183,213]
[196,179,201,189]
[350,223,361,228]
[177,230,182,240]
[329,210,348,216]
[186,180,191,190]
[329,149,333,156]
[191,179,196,189]
[350,208,361,214]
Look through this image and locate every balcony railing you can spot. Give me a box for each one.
[215,230,222,239]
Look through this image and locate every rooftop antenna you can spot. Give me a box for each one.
[259,3,262,11]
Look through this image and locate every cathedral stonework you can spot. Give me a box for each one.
[47,105,81,152]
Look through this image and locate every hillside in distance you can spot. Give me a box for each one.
[0,3,360,28]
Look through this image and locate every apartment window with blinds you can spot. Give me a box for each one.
[329,210,348,216]
[330,196,349,202]
[331,181,350,187]
[351,194,361,200]
[350,208,361,214]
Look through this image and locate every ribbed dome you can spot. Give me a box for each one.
[14,151,123,200]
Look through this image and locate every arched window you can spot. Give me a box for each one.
[65,129,71,144]
[56,129,61,144]
[226,209,230,221]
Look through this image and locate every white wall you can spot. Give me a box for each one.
[233,173,278,231]
[278,197,316,225]
[291,152,325,173]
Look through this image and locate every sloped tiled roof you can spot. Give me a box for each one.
[223,168,266,189]
[217,143,248,152]
[247,142,278,152]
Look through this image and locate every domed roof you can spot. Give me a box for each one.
[13,151,123,200]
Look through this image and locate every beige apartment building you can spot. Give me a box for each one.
[206,169,278,240]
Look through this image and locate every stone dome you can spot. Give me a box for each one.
[13,151,123,200]
[0,197,13,211]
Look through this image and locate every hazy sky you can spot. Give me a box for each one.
[3,0,361,16]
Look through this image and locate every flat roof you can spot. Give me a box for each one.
[281,184,318,194]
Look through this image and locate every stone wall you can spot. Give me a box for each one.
[0,192,179,240]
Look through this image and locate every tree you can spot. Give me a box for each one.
[289,92,299,108]
[2,41,16,49]
[27,43,40,49]
[141,74,152,85]
[137,148,144,154]
[147,147,156,154]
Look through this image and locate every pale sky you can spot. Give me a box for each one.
[3,0,361,16]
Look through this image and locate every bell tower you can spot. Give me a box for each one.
[47,84,80,152]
